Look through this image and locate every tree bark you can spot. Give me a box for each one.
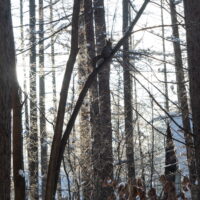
[122,0,135,183]
[20,4,29,196]
[169,0,196,187]
[39,0,47,198]
[12,1,27,199]
[183,0,200,197]
[50,0,57,119]
[0,0,15,198]
[93,0,114,198]
[160,0,169,113]
[150,98,154,188]
[13,86,26,200]
[28,0,39,198]
[78,1,92,198]
[84,0,102,198]
[20,0,29,136]
[49,1,62,198]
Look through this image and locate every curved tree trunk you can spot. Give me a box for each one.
[45,0,80,198]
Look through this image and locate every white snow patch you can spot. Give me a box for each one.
[19,169,25,177]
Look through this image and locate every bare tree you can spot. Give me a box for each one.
[12,0,27,199]
[169,0,196,189]
[38,0,47,198]
[160,0,169,113]
[183,0,200,198]
[28,0,39,198]
[78,0,92,198]
[84,0,102,198]
[122,0,136,183]
[0,0,16,198]
[93,0,114,198]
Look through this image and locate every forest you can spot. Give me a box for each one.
[1,0,200,199]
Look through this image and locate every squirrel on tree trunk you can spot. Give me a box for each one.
[92,39,112,67]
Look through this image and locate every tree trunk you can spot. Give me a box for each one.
[20,4,29,197]
[164,125,178,200]
[183,0,200,197]
[49,1,62,198]
[150,98,154,188]
[169,0,196,187]
[0,0,15,198]
[20,0,29,135]
[84,0,102,198]
[28,0,39,199]
[161,0,169,113]
[39,0,47,198]
[122,0,135,183]
[50,0,57,120]
[93,0,114,198]
[78,1,92,198]
[13,86,26,200]
[12,1,27,199]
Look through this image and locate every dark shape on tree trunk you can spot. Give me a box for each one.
[165,124,178,183]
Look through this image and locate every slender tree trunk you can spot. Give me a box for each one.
[39,0,47,198]
[0,0,15,198]
[45,0,80,198]
[161,1,175,186]
[183,0,200,197]
[50,0,57,119]
[12,1,27,199]
[134,76,145,188]
[150,98,154,188]
[28,0,39,198]
[93,0,114,198]
[20,3,30,194]
[84,0,102,198]
[13,85,26,200]
[113,65,123,182]
[169,0,196,187]
[78,1,92,198]
[122,0,135,183]
[163,125,178,200]
[161,0,169,113]
[20,0,29,197]
[138,123,145,186]
[49,1,62,198]
[20,0,29,134]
